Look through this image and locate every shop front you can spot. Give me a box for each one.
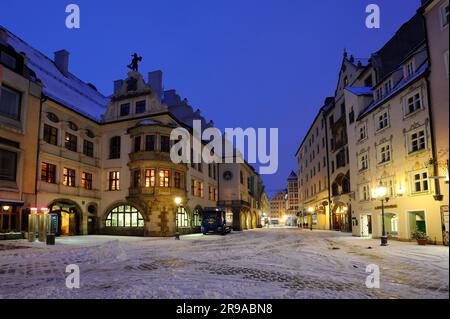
[0,200,24,234]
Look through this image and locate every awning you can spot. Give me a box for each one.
[0,199,25,206]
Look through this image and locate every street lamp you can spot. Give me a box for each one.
[372,182,389,246]
[174,197,182,240]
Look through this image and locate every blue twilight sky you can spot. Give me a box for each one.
[1,0,420,196]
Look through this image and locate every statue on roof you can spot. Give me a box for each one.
[127,53,142,72]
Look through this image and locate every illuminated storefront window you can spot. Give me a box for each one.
[105,205,144,227]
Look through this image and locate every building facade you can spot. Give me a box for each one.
[286,171,299,226]
[269,190,286,224]
[296,98,333,230]
[294,4,448,244]
[327,53,370,232]
[420,0,449,245]
[1,26,263,238]
[218,159,262,231]
[346,13,448,245]
[0,27,41,236]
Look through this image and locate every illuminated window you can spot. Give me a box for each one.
[63,168,76,187]
[81,172,92,190]
[197,181,204,198]
[145,169,155,187]
[176,206,189,228]
[192,209,202,227]
[41,162,56,184]
[109,171,120,191]
[105,205,144,227]
[159,170,170,187]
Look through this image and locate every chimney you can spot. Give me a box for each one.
[54,50,70,76]
[0,27,8,43]
[114,80,124,93]
[148,70,163,100]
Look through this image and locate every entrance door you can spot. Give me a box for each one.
[367,215,372,235]
[88,216,96,235]
[51,204,80,236]
[409,211,426,238]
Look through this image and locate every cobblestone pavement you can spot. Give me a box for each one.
[0,229,448,299]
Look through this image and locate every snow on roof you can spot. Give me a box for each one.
[3,26,109,122]
[358,62,429,120]
[345,86,372,96]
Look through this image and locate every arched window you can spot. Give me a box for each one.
[192,208,202,227]
[105,205,144,227]
[68,121,79,131]
[176,207,189,228]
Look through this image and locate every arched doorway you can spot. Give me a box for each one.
[332,202,349,232]
[49,200,82,236]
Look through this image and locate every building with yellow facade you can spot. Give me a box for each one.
[0,27,41,237]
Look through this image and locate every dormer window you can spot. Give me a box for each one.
[384,80,392,95]
[375,87,383,100]
[120,103,130,117]
[406,61,414,78]
[136,100,146,114]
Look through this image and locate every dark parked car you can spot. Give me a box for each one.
[201,208,232,235]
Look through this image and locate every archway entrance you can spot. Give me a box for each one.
[49,200,82,236]
[332,203,350,232]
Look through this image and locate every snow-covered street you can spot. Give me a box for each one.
[0,228,448,299]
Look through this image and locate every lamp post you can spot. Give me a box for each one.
[373,182,389,246]
[174,197,182,240]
